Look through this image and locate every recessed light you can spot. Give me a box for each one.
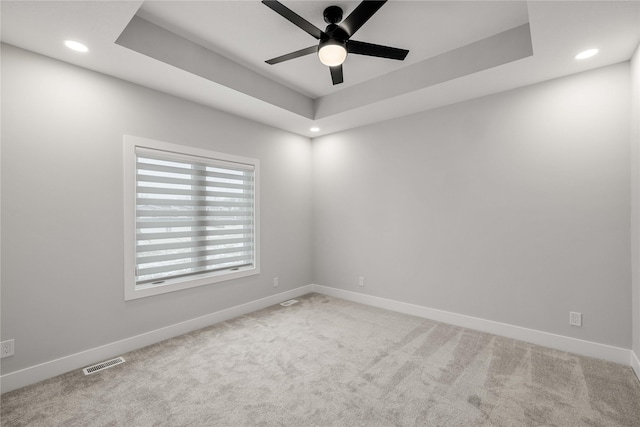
[575,48,598,60]
[310,127,320,132]
[64,40,89,53]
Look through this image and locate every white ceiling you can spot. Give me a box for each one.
[1,1,639,137]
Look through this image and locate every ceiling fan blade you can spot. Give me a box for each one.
[266,46,317,65]
[330,65,344,85]
[341,1,387,37]
[262,0,324,40]
[348,40,409,60]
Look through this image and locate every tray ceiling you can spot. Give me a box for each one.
[1,1,639,137]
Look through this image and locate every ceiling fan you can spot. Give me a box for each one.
[262,0,409,85]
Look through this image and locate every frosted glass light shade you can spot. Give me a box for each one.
[318,43,347,66]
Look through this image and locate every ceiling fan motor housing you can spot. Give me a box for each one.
[323,23,348,42]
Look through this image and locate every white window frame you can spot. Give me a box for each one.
[123,135,260,300]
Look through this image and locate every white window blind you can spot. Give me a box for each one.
[134,146,256,287]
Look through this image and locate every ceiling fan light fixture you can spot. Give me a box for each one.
[318,39,347,67]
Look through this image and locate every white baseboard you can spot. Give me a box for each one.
[0,285,313,394]
[312,285,631,366]
[2,284,634,394]
[632,350,640,381]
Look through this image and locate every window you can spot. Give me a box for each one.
[124,135,259,300]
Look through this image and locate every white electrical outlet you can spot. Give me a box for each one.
[569,312,582,327]
[358,276,365,286]
[273,277,279,287]
[1,339,15,358]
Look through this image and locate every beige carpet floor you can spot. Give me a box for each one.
[2,293,640,426]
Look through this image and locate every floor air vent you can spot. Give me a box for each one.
[82,357,125,375]
[280,299,298,307]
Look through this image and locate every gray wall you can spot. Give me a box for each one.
[313,63,632,348]
[1,42,636,378]
[0,45,313,374]
[632,44,640,360]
